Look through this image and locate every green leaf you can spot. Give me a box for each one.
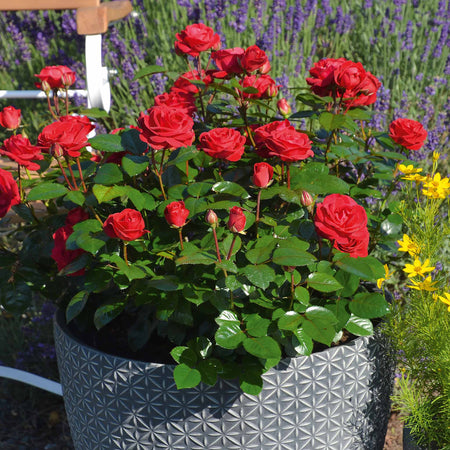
[170,346,189,364]
[73,219,103,233]
[212,181,250,198]
[296,92,328,107]
[79,107,109,118]
[89,134,123,153]
[124,187,148,211]
[108,254,147,281]
[243,336,281,360]
[187,182,213,197]
[294,286,310,305]
[121,129,148,155]
[290,172,349,195]
[122,155,149,177]
[241,264,275,290]
[76,233,105,254]
[303,306,338,345]
[66,290,89,323]
[306,272,343,292]
[335,270,360,297]
[239,368,263,396]
[27,182,69,201]
[245,314,270,337]
[319,112,347,131]
[173,363,202,389]
[94,163,123,185]
[273,247,316,267]
[94,302,125,329]
[278,311,302,331]
[220,234,241,258]
[133,64,165,80]
[64,190,85,206]
[277,237,310,252]
[176,248,217,266]
[93,184,127,203]
[292,328,313,356]
[334,254,385,281]
[349,292,389,319]
[345,315,374,336]
[197,359,219,385]
[215,310,245,349]
[147,276,179,291]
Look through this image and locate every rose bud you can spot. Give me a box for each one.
[227,206,246,233]
[0,106,21,130]
[301,191,314,207]
[164,201,190,228]
[104,209,147,241]
[205,209,219,226]
[277,98,291,118]
[253,162,274,188]
[259,60,271,74]
[50,143,64,158]
[282,266,296,272]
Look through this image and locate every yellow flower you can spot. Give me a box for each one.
[397,234,420,256]
[437,293,450,312]
[407,276,438,291]
[432,151,440,162]
[402,173,427,182]
[398,164,422,175]
[422,173,450,199]
[377,264,393,289]
[403,258,435,278]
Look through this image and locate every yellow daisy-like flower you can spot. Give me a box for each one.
[422,173,450,199]
[407,276,438,292]
[398,164,422,175]
[377,264,393,289]
[403,258,435,278]
[432,151,440,162]
[437,292,450,312]
[397,234,420,257]
[402,173,427,182]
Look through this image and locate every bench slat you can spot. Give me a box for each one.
[0,0,100,10]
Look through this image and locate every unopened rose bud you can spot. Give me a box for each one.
[259,60,271,74]
[267,83,279,97]
[277,98,291,118]
[205,209,219,226]
[227,206,246,233]
[41,80,51,94]
[253,162,273,188]
[282,265,296,272]
[50,143,64,158]
[301,191,314,212]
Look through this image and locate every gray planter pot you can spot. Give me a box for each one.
[54,310,394,450]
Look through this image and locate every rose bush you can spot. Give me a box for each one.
[0,26,416,394]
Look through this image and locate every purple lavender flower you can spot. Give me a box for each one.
[6,23,31,62]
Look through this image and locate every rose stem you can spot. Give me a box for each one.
[17,164,23,201]
[178,228,184,251]
[76,157,87,192]
[212,228,222,263]
[289,272,295,310]
[185,160,189,179]
[46,93,58,120]
[255,190,261,238]
[123,242,129,266]
[226,234,237,260]
[156,173,167,200]
[55,157,75,190]
[65,157,79,190]
[64,88,69,116]
[53,90,60,116]
[287,164,291,189]
[158,148,167,175]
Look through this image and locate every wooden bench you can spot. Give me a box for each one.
[0,0,132,112]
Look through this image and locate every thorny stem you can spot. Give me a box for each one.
[64,88,69,116]
[157,172,167,200]
[17,164,23,201]
[226,234,237,260]
[52,90,60,116]
[76,157,87,192]
[213,228,222,263]
[65,157,79,190]
[123,242,129,266]
[55,157,75,190]
[46,93,58,120]
[287,164,291,189]
[178,227,184,250]
[88,205,104,226]
[255,190,261,238]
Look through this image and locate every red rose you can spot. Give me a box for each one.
[51,225,85,276]
[254,120,313,162]
[0,106,21,129]
[103,209,147,241]
[211,47,245,78]
[174,23,220,57]
[344,72,381,107]
[333,61,367,92]
[253,162,273,188]
[65,207,89,227]
[277,98,291,118]
[172,70,213,95]
[334,229,370,258]
[198,128,246,162]
[0,168,20,218]
[164,201,190,228]
[38,115,95,158]
[138,106,195,151]
[314,194,368,244]
[239,45,270,73]
[389,118,428,151]
[228,206,246,233]
[154,90,197,116]
[241,75,279,99]
[35,65,76,90]
[306,58,346,97]
[0,135,43,170]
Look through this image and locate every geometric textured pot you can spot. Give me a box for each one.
[54,310,394,450]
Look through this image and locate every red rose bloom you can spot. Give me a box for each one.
[174,23,220,57]
[0,106,21,129]
[254,120,313,162]
[228,206,246,233]
[103,209,147,241]
[138,106,195,151]
[389,118,428,151]
[239,45,270,73]
[253,162,273,188]
[241,75,279,99]
[198,128,246,162]
[334,61,367,92]
[154,90,197,116]
[344,72,381,107]
[38,115,95,158]
[51,225,85,276]
[35,65,76,90]
[314,194,369,257]
[211,47,245,78]
[0,135,43,170]
[65,207,89,227]
[164,201,190,228]
[306,58,346,97]
[172,70,213,95]
[0,168,20,219]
